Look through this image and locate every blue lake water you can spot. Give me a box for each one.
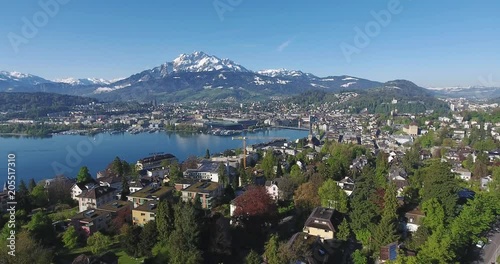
[0,129,308,183]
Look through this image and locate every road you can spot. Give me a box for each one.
[484,230,500,264]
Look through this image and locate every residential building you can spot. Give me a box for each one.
[70,180,97,200]
[265,180,281,201]
[405,208,425,232]
[183,160,221,183]
[132,201,158,226]
[181,181,223,209]
[337,177,355,196]
[76,186,117,212]
[453,168,472,181]
[136,153,178,170]
[303,207,344,241]
[71,200,132,236]
[403,123,419,136]
[127,183,173,208]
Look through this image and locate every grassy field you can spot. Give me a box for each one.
[48,206,78,222]
[55,241,145,264]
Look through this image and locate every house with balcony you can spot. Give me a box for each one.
[181,181,223,209]
[71,200,131,236]
[183,160,221,183]
[127,183,174,208]
[76,186,117,212]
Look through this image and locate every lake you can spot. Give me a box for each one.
[0,128,308,183]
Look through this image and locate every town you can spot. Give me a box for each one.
[1,94,500,264]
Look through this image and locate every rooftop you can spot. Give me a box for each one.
[138,153,177,164]
[133,201,159,213]
[98,200,132,213]
[128,184,173,199]
[182,181,221,193]
[76,186,116,199]
[71,208,109,223]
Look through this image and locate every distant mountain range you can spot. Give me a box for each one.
[0,52,382,102]
[1,51,498,102]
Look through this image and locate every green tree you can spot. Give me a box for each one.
[262,149,277,179]
[167,202,202,264]
[121,224,142,257]
[417,227,454,264]
[62,226,79,250]
[205,149,210,159]
[318,179,348,213]
[352,249,367,264]
[28,178,37,192]
[121,176,130,201]
[276,161,283,177]
[168,162,183,184]
[139,220,158,257]
[372,183,399,252]
[349,168,379,236]
[290,164,305,185]
[263,234,282,264]
[87,231,112,255]
[337,218,350,241]
[27,212,56,246]
[17,179,32,211]
[76,166,93,183]
[111,156,124,177]
[218,163,228,187]
[30,184,49,208]
[0,231,52,264]
[156,200,175,242]
[245,250,261,264]
[419,160,459,222]
[421,198,445,232]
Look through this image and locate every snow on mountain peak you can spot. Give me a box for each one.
[54,77,111,86]
[170,51,248,73]
[257,68,315,78]
[0,71,51,85]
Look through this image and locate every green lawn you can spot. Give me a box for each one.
[56,241,144,264]
[48,206,78,221]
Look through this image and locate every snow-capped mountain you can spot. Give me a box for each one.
[0,71,51,88]
[0,51,384,101]
[54,77,112,86]
[257,68,317,79]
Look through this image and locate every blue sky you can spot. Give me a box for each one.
[1,0,499,87]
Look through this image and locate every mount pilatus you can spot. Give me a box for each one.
[1,51,384,102]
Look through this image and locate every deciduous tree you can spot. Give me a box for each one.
[318,179,348,213]
[87,231,112,255]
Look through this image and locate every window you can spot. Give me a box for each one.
[409,217,414,223]
[150,214,155,217]
[314,220,319,223]
[141,213,145,216]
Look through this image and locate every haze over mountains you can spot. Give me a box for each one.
[1,51,498,102]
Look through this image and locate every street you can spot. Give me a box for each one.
[483,230,500,264]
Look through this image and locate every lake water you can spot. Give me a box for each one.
[0,128,308,183]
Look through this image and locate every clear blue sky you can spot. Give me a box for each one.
[1,0,499,87]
